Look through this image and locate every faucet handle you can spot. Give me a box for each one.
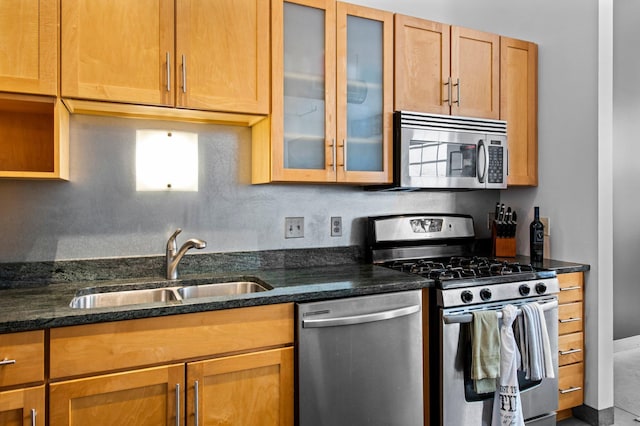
[167,228,182,250]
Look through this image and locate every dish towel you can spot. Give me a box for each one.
[520,303,555,380]
[471,310,501,393]
[492,304,524,426]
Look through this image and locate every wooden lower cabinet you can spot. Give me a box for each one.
[187,347,294,426]
[49,348,293,426]
[48,304,295,425]
[49,364,184,425]
[556,272,585,421]
[0,386,45,426]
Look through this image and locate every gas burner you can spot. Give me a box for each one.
[384,256,539,283]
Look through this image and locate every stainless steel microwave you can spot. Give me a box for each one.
[390,111,507,190]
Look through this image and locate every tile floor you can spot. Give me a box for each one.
[558,347,640,425]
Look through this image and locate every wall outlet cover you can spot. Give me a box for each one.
[331,216,342,237]
[285,217,304,238]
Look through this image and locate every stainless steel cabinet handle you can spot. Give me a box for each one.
[454,78,461,105]
[342,139,347,172]
[0,358,16,366]
[181,54,187,93]
[194,380,199,426]
[444,76,452,106]
[166,52,171,92]
[559,317,581,323]
[176,383,180,426]
[559,348,582,355]
[560,286,581,291]
[330,139,336,171]
[303,304,420,328]
[560,386,582,394]
[31,409,36,426]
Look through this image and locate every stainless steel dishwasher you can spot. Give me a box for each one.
[297,290,424,426]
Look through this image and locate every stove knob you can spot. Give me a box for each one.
[535,282,547,294]
[461,290,474,304]
[519,284,531,296]
[480,288,492,301]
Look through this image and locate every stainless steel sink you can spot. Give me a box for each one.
[69,278,271,309]
[178,281,270,299]
[69,287,180,309]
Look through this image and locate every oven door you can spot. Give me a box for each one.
[399,127,487,189]
[436,296,558,426]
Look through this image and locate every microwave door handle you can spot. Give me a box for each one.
[477,139,487,184]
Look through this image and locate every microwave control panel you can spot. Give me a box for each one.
[487,143,504,183]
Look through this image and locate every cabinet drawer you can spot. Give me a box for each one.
[0,331,45,388]
[558,332,584,366]
[558,273,584,304]
[558,363,584,410]
[50,303,294,379]
[558,302,583,335]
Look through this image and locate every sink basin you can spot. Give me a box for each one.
[69,278,272,309]
[69,288,180,309]
[178,281,271,299]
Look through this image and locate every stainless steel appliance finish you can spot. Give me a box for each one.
[392,111,507,190]
[297,290,424,426]
[439,295,558,426]
[367,213,559,426]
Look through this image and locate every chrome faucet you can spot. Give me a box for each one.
[166,228,206,280]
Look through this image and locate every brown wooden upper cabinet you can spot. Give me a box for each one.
[252,0,393,184]
[0,0,57,96]
[61,0,269,115]
[394,14,500,119]
[501,37,538,186]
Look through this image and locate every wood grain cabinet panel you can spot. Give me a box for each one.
[0,386,45,426]
[50,303,294,379]
[48,304,295,426]
[558,302,583,335]
[558,272,584,304]
[61,0,175,106]
[394,14,450,115]
[452,27,500,119]
[556,271,585,420]
[61,0,269,115]
[0,330,44,389]
[0,94,69,180]
[558,363,584,411]
[500,37,538,186]
[394,15,499,119]
[558,332,584,367]
[186,347,294,426]
[175,0,269,114]
[49,364,184,426]
[0,0,57,96]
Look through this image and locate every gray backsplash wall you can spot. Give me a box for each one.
[0,114,498,263]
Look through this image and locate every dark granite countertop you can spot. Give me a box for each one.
[497,255,591,274]
[0,246,590,335]
[0,263,432,334]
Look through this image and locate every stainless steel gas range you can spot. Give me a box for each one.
[367,213,559,426]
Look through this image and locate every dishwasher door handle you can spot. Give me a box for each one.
[302,304,421,328]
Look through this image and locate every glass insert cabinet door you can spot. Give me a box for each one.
[272,0,392,184]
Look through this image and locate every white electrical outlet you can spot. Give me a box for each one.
[285,217,304,238]
[331,216,342,237]
[540,217,550,236]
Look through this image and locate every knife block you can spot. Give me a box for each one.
[492,222,516,257]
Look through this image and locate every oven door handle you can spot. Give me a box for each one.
[443,300,558,324]
[302,304,421,328]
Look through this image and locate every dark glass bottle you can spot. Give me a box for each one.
[529,206,544,263]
